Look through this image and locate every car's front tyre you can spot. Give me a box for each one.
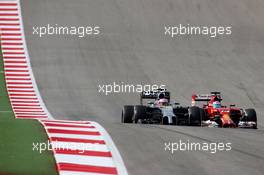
[122,105,134,123]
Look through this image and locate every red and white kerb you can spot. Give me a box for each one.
[0,1,50,119]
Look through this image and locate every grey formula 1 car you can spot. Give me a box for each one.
[121,89,199,125]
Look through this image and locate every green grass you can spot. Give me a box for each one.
[0,49,58,174]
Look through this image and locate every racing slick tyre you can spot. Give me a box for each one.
[133,105,147,123]
[122,105,134,123]
[200,108,208,121]
[172,117,177,125]
[152,109,163,124]
[162,117,169,125]
[244,108,257,129]
[189,106,202,126]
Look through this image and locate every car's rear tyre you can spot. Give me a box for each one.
[133,105,146,123]
[244,108,257,129]
[189,106,201,126]
[244,108,257,121]
[122,105,134,123]
[162,116,169,125]
[172,116,177,125]
[200,108,208,121]
[152,110,162,124]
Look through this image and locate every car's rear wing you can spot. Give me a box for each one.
[140,88,170,104]
[192,92,222,106]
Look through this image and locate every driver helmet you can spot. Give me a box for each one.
[158,98,169,106]
[213,101,221,108]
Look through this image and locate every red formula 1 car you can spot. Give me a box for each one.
[191,92,257,129]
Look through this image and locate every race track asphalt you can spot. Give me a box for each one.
[22,0,264,174]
